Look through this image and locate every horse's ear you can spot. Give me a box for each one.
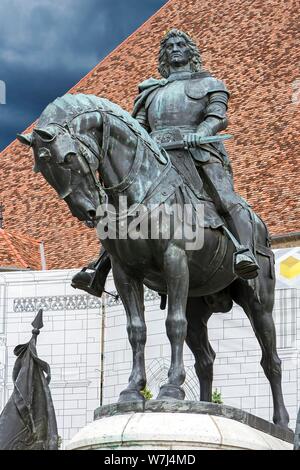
[34,128,55,141]
[16,133,32,147]
[33,163,40,173]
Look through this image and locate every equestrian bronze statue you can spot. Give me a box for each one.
[17,29,289,429]
[72,29,259,298]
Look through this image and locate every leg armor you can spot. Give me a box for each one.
[197,160,259,280]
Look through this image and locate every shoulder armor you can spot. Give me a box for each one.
[185,76,229,100]
[138,77,167,92]
[133,78,166,117]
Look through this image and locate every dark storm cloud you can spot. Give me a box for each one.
[0,0,167,151]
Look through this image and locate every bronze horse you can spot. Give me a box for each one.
[17,93,289,428]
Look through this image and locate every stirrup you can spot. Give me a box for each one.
[71,267,103,297]
[233,248,259,280]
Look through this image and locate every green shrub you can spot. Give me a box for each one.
[212,388,223,404]
[140,386,153,400]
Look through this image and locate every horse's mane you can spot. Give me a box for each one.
[37,93,160,155]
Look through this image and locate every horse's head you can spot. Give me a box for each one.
[17,125,101,226]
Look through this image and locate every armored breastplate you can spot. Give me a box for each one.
[147,79,209,132]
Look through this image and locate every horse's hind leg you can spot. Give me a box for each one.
[111,259,146,402]
[186,298,215,401]
[185,297,214,402]
[157,245,189,400]
[231,272,289,428]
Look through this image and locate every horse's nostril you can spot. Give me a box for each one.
[87,210,96,219]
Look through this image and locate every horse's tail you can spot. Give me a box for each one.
[253,211,272,249]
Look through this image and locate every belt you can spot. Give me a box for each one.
[150,127,197,146]
[150,127,224,163]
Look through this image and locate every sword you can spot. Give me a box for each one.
[160,133,233,151]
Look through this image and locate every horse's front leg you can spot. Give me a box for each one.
[111,259,146,403]
[157,245,189,400]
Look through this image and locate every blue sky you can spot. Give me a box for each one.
[0,0,167,151]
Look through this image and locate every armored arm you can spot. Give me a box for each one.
[184,77,230,147]
[134,105,151,132]
[197,91,229,136]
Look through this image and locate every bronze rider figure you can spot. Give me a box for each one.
[71,28,259,297]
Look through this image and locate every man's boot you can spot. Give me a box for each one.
[222,213,259,280]
[197,162,259,281]
[233,247,259,279]
[71,250,112,298]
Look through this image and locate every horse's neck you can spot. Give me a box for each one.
[102,117,167,211]
[72,111,103,155]
[73,111,137,190]
[99,115,138,193]
[73,110,163,208]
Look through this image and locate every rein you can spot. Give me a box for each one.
[50,107,170,210]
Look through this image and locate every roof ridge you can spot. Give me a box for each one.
[0,229,28,268]
[4,229,42,245]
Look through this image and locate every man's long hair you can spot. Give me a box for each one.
[158,29,202,78]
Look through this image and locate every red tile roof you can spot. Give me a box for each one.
[0,229,43,270]
[0,0,299,269]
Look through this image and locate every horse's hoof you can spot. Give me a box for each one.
[118,389,145,403]
[274,422,290,431]
[156,384,185,401]
[273,415,290,430]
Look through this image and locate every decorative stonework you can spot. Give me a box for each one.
[147,358,199,401]
[106,287,160,307]
[13,294,102,313]
[106,293,122,307]
[13,287,160,313]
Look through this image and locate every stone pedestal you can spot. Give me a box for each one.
[66,401,294,450]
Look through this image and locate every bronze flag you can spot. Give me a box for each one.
[0,310,58,450]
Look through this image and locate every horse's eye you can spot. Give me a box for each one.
[38,147,51,161]
[64,153,74,164]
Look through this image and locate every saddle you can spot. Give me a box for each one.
[149,128,260,281]
[149,127,224,230]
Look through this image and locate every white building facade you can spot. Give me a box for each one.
[0,247,299,447]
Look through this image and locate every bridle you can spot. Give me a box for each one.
[47,107,169,209]
[48,117,109,204]
[73,134,107,204]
